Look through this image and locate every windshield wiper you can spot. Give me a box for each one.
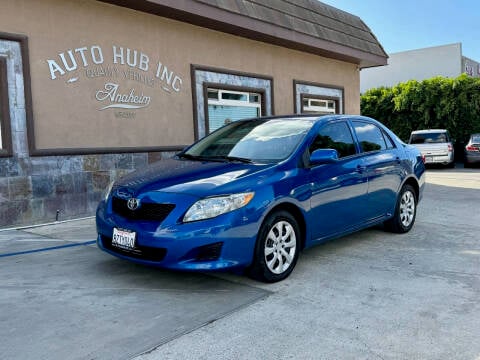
[177,153,198,160]
[177,153,217,162]
[178,153,253,164]
[210,155,254,164]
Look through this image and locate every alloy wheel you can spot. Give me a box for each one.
[399,190,415,228]
[264,220,297,275]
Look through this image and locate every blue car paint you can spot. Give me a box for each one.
[96,115,425,273]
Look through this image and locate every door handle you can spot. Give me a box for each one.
[356,165,366,173]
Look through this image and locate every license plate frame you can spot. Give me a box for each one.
[425,156,433,163]
[112,228,136,250]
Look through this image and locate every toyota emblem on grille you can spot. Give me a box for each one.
[127,197,140,210]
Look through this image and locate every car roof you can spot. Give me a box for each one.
[252,114,375,124]
[411,129,448,134]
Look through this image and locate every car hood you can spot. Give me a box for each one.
[113,157,274,197]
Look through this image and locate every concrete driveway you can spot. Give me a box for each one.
[0,220,269,360]
[1,168,479,359]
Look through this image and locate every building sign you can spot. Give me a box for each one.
[46,45,183,117]
[95,83,151,110]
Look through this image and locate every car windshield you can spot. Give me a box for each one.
[182,118,315,163]
[410,132,448,144]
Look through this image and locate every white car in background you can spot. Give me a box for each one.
[408,129,455,167]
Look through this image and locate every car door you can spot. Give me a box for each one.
[307,120,369,241]
[351,120,403,221]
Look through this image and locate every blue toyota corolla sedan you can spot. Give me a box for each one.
[96,115,425,282]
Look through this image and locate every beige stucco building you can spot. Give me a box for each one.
[0,0,387,227]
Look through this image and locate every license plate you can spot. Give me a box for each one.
[425,156,433,163]
[112,228,136,250]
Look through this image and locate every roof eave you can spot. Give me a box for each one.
[97,0,388,68]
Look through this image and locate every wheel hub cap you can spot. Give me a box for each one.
[399,190,415,227]
[264,221,297,275]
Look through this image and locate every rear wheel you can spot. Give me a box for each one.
[384,184,417,233]
[248,210,300,283]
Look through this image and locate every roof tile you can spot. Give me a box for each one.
[99,0,388,67]
[195,0,386,59]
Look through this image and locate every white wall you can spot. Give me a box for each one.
[360,43,463,93]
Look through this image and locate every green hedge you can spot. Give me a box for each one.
[361,74,480,143]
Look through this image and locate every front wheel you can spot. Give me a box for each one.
[384,184,417,233]
[248,211,300,283]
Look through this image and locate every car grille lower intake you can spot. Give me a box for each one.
[101,235,167,262]
[195,242,223,261]
[112,197,175,221]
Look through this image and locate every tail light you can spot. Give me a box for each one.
[466,145,479,151]
[421,154,426,163]
[448,144,453,152]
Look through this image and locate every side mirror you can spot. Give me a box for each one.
[309,149,339,166]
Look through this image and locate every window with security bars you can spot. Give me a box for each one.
[207,88,262,133]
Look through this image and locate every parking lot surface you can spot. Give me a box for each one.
[0,221,269,360]
[1,167,480,359]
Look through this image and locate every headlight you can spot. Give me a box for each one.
[103,181,115,201]
[183,192,255,222]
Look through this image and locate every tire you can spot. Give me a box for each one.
[384,184,417,234]
[248,210,300,283]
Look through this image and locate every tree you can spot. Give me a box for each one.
[361,74,480,144]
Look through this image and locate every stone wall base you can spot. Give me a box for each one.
[0,151,173,228]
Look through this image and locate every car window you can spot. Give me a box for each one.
[383,132,396,149]
[352,121,387,153]
[410,132,448,144]
[309,121,356,158]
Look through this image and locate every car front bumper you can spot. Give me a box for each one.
[96,200,260,272]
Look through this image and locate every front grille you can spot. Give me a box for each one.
[112,197,175,221]
[101,235,167,262]
[195,242,223,261]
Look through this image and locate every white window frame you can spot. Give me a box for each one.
[207,89,262,113]
[302,97,336,114]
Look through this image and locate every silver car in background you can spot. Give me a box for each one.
[409,129,455,167]
[464,133,480,167]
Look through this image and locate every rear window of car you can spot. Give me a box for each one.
[471,135,480,144]
[410,132,448,144]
